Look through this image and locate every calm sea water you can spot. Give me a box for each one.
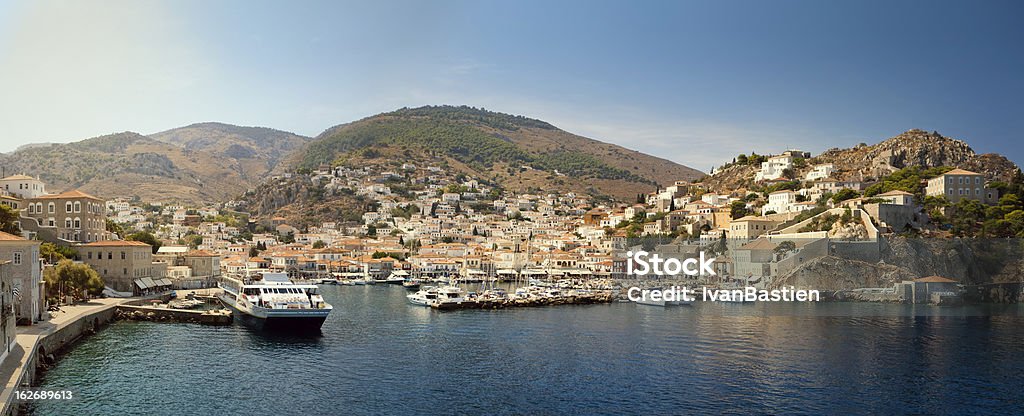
[30,285,1024,415]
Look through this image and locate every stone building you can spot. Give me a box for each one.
[20,190,110,244]
[79,240,154,292]
[0,231,43,324]
[0,260,15,361]
[926,168,999,204]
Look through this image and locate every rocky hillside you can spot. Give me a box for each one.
[701,129,1019,192]
[0,132,254,203]
[815,129,1018,182]
[288,106,704,199]
[150,122,311,181]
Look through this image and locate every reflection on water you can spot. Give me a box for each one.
[31,284,1024,415]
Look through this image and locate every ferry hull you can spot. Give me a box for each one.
[219,293,330,332]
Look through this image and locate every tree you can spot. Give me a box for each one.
[105,219,124,237]
[184,234,203,250]
[280,231,296,244]
[248,246,260,258]
[781,168,796,180]
[774,240,796,257]
[127,231,162,254]
[951,199,987,237]
[831,189,860,204]
[312,240,326,249]
[730,200,750,220]
[0,205,20,234]
[44,260,104,302]
[40,242,77,263]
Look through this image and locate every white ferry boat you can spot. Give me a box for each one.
[218,272,332,331]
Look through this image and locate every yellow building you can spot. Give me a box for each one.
[925,169,998,204]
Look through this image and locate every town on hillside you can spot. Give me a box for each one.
[0,143,1022,331]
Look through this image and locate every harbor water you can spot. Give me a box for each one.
[31,284,1024,415]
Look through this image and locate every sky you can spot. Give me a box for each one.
[1,0,1022,171]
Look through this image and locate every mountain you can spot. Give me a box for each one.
[0,132,255,203]
[702,129,1020,192]
[149,122,311,180]
[0,123,311,204]
[289,105,704,198]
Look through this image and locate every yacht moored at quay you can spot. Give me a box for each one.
[218,272,333,331]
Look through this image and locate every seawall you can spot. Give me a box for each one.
[0,300,123,416]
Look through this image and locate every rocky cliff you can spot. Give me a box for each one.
[772,236,1024,291]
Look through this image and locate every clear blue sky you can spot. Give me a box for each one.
[1,0,1021,170]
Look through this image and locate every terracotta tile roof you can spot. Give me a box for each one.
[32,190,102,200]
[0,231,26,241]
[185,250,218,257]
[914,275,957,283]
[739,238,777,251]
[943,168,981,176]
[83,240,150,247]
[877,190,914,196]
[1,174,36,181]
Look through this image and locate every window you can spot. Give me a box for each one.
[65,202,72,212]
[28,204,33,213]
[88,251,92,260]
[948,189,953,195]
[12,252,22,266]
[121,251,126,260]
[74,202,81,213]
[48,203,55,213]
[65,218,72,228]
[74,217,81,228]
[108,252,112,260]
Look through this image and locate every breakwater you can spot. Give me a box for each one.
[431,292,615,310]
[115,305,232,325]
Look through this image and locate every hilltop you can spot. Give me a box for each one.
[150,122,311,180]
[287,105,702,198]
[702,129,1019,192]
[0,123,307,203]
